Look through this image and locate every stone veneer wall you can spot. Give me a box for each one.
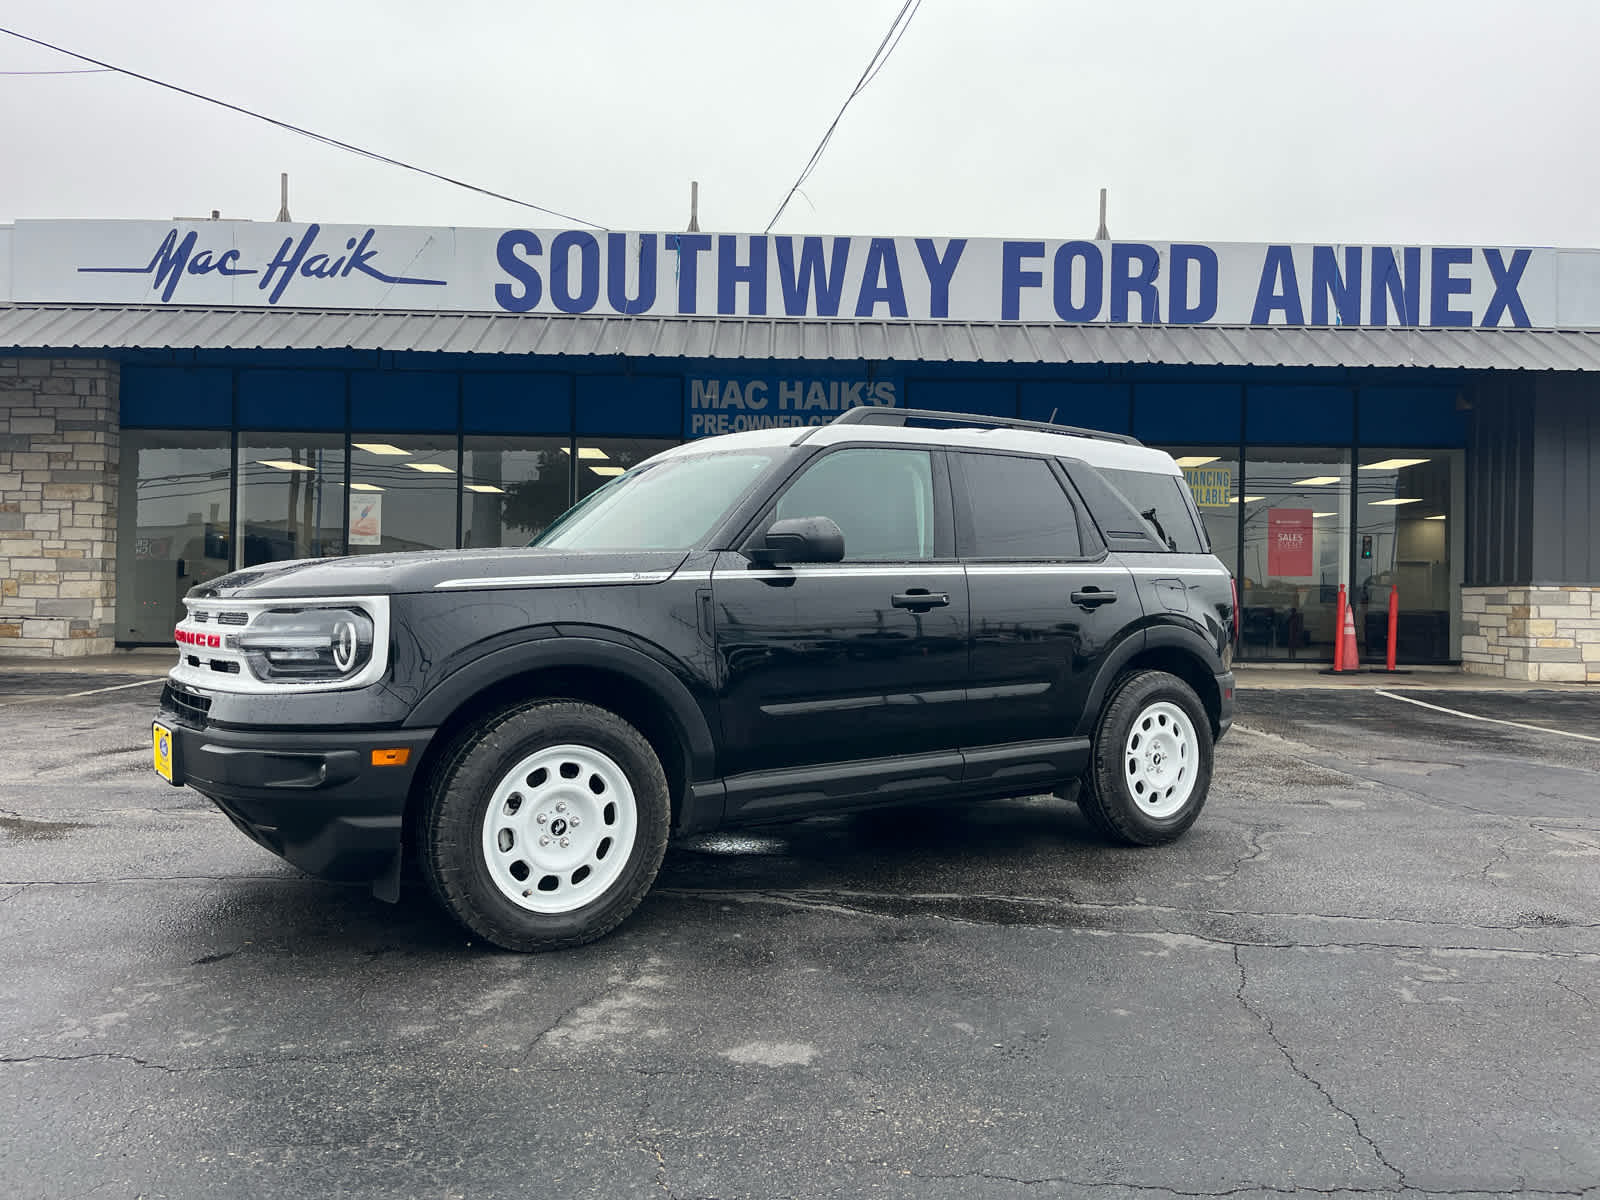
[0,358,120,657]
[1460,586,1600,682]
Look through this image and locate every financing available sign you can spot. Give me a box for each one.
[6,219,1600,328]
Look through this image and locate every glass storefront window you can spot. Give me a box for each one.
[573,437,681,502]
[115,430,232,643]
[1240,448,1351,660]
[1356,449,1462,662]
[462,437,572,547]
[239,434,346,566]
[1162,446,1240,567]
[347,436,459,555]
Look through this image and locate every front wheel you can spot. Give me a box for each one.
[1079,670,1213,845]
[421,700,670,952]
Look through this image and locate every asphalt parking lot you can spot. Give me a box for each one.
[1,675,1596,1200]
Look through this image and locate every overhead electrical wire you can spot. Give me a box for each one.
[0,26,606,229]
[763,0,922,233]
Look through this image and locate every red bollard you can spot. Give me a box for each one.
[1386,584,1400,672]
[1333,584,1348,672]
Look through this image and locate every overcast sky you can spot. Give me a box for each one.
[2,0,1598,247]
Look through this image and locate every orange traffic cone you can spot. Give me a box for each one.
[1338,598,1361,672]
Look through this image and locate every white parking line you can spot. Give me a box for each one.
[0,677,166,708]
[1375,689,1600,744]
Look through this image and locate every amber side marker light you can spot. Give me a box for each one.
[371,748,411,767]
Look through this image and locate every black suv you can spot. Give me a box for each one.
[152,409,1236,951]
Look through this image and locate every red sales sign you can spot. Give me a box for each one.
[1268,508,1314,576]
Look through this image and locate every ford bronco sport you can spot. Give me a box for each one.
[152,408,1236,951]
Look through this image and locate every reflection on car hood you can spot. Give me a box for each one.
[189,548,693,599]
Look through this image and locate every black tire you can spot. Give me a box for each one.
[1079,670,1213,846]
[421,699,670,952]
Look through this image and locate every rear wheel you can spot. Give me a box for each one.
[1079,670,1213,845]
[421,700,670,952]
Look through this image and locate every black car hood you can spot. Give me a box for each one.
[190,548,693,599]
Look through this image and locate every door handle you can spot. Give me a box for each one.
[892,589,950,611]
[1070,588,1118,608]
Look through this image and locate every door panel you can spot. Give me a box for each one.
[712,556,971,781]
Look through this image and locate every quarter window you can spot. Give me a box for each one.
[774,448,936,561]
[958,453,1082,558]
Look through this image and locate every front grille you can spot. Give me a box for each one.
[162,681,213,727]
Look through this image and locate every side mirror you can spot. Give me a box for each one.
[750,516,845,566]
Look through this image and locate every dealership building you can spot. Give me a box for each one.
[1,218,1597,680]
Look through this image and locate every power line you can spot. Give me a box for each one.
[0,67,111,75]
[0,26,607,229]
[763,0,922,233]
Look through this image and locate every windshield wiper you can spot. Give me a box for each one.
[1140,507,1176,551]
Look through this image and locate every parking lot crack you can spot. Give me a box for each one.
[1232,945,1406,1189]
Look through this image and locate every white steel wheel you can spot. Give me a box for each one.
[479,743,639,914]
[1122,700,1198,819]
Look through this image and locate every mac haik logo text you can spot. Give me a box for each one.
[79,224,448,304]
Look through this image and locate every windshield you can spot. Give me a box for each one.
[533,451,775,551]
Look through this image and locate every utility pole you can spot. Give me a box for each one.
[276,173,291,223]
[687,181,700,232]
[1095,187,1109,241]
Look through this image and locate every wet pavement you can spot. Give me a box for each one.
[0,684,1596,1199]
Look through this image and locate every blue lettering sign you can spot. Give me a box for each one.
[1110,243,1161,323]
[606,232,656,315]
[1001,241,1045,321]
[854,239,907,318]
[1429,247,1472,327]
[1311,245,1361,325]
[718,235,767,316]
[1052,242,1102,322]
[1370,247,1421,325]
[915,238,966,319]
[1481,247,1531,328]
[775,237,849,317]
[1251,246,1305,325]
[550,231,599,314]
[668,234,713,314]
[494,230,543,312]
[1168,244,1218,324]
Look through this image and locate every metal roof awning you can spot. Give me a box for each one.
[5,304,1600,371]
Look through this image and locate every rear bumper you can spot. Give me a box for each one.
[156,717,434,882]
[1215,670,1235,739]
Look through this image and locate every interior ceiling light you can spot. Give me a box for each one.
[1425,514,1447,521]
[589,465,626,477]
[1361,458,1429,470]
[1293,476,1341,486]
[1370,497,1424,506]
[257,459,315,472]
[465,484,507,494]
[1313,512,1337,518]
[405,462,456,473]
[1174,456,1219,467]
[561,447,610,460]
[348,483,383,492]
[352,443,411,456]
[1226,495,1265,503]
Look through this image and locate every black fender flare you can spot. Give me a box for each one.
[402,635,718,780]
[1073,622,1225,738]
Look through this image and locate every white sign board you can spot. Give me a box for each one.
[6,219,1600,328]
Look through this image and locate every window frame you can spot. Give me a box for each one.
[950,449,1101,563]
[738,443,957,563]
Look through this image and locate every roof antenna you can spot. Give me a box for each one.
[276,172,291,222]
[1048,408,1058,423]
[687,181,700,232]
[1095,187,1109,241]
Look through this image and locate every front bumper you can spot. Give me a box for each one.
[157,712,435,882]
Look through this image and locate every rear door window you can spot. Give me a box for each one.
[1095,467,1207,553]
[956,452,1082,559]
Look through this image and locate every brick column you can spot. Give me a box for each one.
[1461,585,1600,683]
[0,357,120,657]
